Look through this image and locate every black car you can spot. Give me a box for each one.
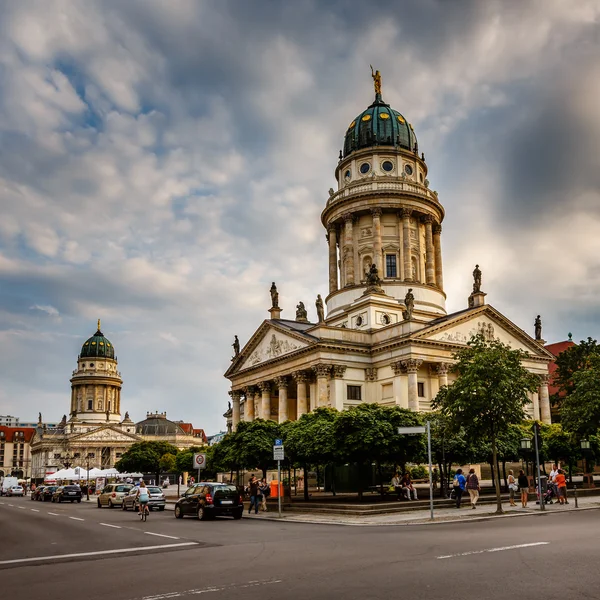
[41,486,57,501]
[174,483,243,520]
[52,485,82,503]
[31,486,45,501]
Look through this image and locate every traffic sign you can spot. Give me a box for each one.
[274,438,283,446]
[397,426,426,435]
[273,445,285,461]
[193,453,207,469]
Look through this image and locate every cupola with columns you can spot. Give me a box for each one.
[69,320,123,425]
[323,69,445,327]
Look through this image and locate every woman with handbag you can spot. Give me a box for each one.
[507,470,517,507]
[518,469,529,508]
[465,468,480,509]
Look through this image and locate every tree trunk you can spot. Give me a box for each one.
[316,465,320,492]
[294,467,297,496]
[357,462,364,502]
[491,435,503,514]
[303,464,309,501]
[330,464,336,496]
[378,461,384,497]
[568,459,573,485]
[438,462,445,498]
[262,467,267,480]
[502,460,507,492]
[489,461,495,488]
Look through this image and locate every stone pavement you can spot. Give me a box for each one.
[241,494,600,526]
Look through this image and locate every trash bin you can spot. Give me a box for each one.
[270,480,283,498]
[539,475,548,494]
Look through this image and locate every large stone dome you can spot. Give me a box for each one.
[343,93,418,158]
[135,412,186,436]
[80,321,115,359]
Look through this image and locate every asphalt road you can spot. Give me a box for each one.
[1,495,598,600]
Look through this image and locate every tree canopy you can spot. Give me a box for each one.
[115,441,179,480]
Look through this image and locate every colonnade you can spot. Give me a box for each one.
[328,209,444,294]
[229,363,552,431]
[70,384,122,416]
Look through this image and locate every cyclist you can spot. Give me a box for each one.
[136,481,150,517]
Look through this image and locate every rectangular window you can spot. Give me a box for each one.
[347,385,362,401]
[88,400,93,410]
[385,254,397,278]
[417,382,425,398]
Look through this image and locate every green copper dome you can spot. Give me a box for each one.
[343,93,418,158]
[80,320,115,359]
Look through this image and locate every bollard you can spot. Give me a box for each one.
[574,485,578,508]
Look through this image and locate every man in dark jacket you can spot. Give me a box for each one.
[248,475,260,515]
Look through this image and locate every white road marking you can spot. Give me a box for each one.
[99,523,121,529]
[69,517,84,521]
[18,506,26,510]
[0,542,198,565]
[437,541,550,560]
[144,532,180,540]
[8,504,14,507]
[140,580,283,600]
[30,509,39,512]
[47,512,60,516]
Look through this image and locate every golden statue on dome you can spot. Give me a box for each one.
[97,318,101,332]
[370,65,382,96]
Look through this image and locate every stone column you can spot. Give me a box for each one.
[274,377,289,424]
[243,387,255,421]
[328,226,338,294]
[312,364,331,407]
[423,215,435,285]
[343,213,355,286]
[229,391,241,431]
[293,372,308,417]
[539,374,551,424]
[433,223,444,290]
[402,359,422,411]
[391,362,408,408]
[532,391,540,421]
[401,208,412,281]
[71,387,76,414]
[331,365,347,410]
[371,208,382,275]
[436,362,449,388]
[258,381,272,420]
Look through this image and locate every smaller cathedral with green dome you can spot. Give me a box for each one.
[79,319,116,359]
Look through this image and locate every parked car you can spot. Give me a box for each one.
[41,486,57,501]
[6,485,24,497]
[174,483,243,520]
[31,486,45,501]
[122,485,166,511]
[97,483,133,508]
[52,485,82,503]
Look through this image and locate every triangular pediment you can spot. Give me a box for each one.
[415,305,554,358]
[70,426,141,444]
[227,320,313,375]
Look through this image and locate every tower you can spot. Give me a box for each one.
[322,71,445,328]
[69,320,123,424]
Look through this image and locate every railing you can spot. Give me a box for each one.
[326,179,438,207]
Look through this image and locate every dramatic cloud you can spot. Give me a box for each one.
[0,0,599,432]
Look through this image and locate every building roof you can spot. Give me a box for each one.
[135,413,186,436]
[80,321,115,359]
[0,426,36,443]
[343,92,417,158]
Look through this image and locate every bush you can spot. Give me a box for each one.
[410,465,428,480]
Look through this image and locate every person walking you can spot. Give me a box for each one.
[248,475,260,515]
[258,478,269,512]
[518,469,529,507]
[466,468,480,509]
[554,469,568,505]
[507,469,518,507]
[453,468,466,508]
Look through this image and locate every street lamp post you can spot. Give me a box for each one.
[85,453,92,501]
[580,439,591,480]
[533,423,545,511]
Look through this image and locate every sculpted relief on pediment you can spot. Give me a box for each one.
[75,428,136,443]
[243,333,305,368]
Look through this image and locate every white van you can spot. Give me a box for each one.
[1,476,18,496]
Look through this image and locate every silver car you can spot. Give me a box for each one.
[122,485,166,511]
[97,483,133,508]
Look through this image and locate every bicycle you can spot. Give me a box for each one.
[138,502,149,521]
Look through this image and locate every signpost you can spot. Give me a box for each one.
[397,423,434,520]
[193,453,207,485]
[273,442,284,517]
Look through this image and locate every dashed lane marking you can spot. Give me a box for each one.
[437,541,550,559]
[139,579,282,600]
[30,509,39,512]
[0,542,199,565]
[69,517,84,521]
[144,532,180,540]
[18,507,26,510]
[47,512,60,516]
[100,523,121,529]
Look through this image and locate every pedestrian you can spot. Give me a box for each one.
[248,475,260,515]
[432,467,439,490]
[401,472,418,500]
[466,468,480,509]
[518,469,529,507]
[392,472,403,501]
[554,469,568,505]
[453,468,466,508]
[259,478,269,512]
[507,469,518,507]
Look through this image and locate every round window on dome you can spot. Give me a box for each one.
[90,363,94,367]
[397,115,406,124]
[344,169,351,181]
[381,160,394,173]
[379,112,390,120]
[404,164,413,176]
[359,162,371,175]
[361,114,371,122]
[356,316,363,327]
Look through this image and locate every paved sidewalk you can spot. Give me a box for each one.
[240,495,600,526]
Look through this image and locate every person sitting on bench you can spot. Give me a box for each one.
[401,472,418,500]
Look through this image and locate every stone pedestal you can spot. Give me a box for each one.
[269,307,282,320]
[469,291,486,308]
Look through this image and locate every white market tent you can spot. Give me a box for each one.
[44,468,143,482]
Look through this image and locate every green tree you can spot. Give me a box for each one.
[432,334,539,513]
[115,441,179,482]
[561,354,600,436]
[233,419,280,478]
[159,453,177,474]
[553,338,600,407]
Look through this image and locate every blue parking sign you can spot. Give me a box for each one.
[274,438,283,446]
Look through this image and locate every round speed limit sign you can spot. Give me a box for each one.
[193,453,207,469]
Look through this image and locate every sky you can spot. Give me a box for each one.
[1,0,599,434]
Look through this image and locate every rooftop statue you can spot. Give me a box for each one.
[296,301,308,321]
[232,335,240,357]
[370,65,382,96]
[316,294,325,323]
[402,288,415,320]
[270,282,279,308]
[534,315,542,341]
[473,264,482,293]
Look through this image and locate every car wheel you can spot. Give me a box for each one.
[108,500,114,509]
[174,505,183,519]
[233,510,243,520]
[97,499,101,508]
[122,501,127,511]
[197,505,209,521]
[77,499,81,503]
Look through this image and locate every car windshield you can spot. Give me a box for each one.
[147,487,162,494]
[212,485,237,493]
[115,485,132,492]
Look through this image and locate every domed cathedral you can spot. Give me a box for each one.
[70,320,123,425]
[224,70,555,432]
